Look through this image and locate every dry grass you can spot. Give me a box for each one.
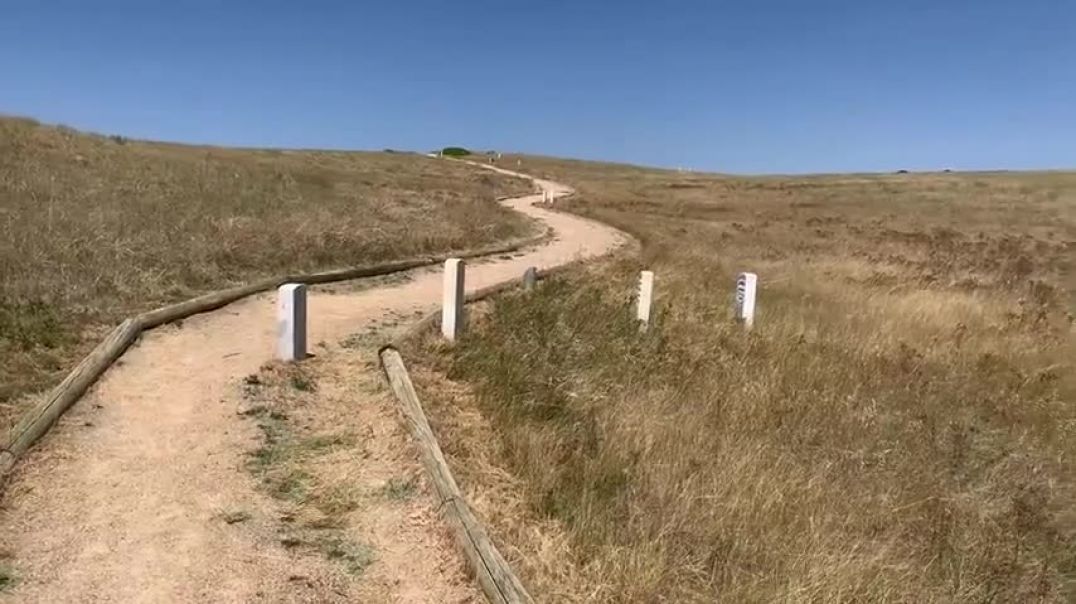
[240,361,379,573]
[0,116,535,422]
[411,157,1076,601]
[238,338,482,600]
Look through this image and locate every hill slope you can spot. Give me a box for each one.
[410,156,1076,601]
[0,117,534,419]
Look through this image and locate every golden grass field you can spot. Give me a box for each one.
[410,156,1076,601]
[0,117,534,424]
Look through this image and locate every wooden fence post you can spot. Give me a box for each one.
[637,270,654,329]
[277,283,307,360]
[735,272,758,329]
[442,259,465,341]
[522,267,538,291]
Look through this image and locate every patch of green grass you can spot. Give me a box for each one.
[317,536,376,575]
[246,405,361,512]
[0,564,16,591]
[238,369,378,576]
[269,470,311,503]
[303,515,347,530]
[279,534,304,548]
[246,409,313,503]
[219,510,252,524]
[378,477,419,501]
[277,531,376,575]
[339,330,379,349]
[0,300,70,351]
[300,432,355,452]
[248,411,290,470]
[289,373,317,392]
[312,483,364,518]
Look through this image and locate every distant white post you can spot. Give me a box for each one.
[735,272,758,329]
[522,266,538,291]
[442,258,466,341]
[636,270,654,328]
[277,283,307,361]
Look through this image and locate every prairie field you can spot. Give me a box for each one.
[0,117,534,422]
[410,157,1076,601]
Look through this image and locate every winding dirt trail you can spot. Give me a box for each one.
[0,165,626,603]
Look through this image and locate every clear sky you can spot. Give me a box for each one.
[1,1,1073,174]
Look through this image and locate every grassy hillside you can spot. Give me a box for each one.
[0,117,534,421]
[410,156,1076,601]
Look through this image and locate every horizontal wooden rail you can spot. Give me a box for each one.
[374,262,594,603]
[378,348,534,604]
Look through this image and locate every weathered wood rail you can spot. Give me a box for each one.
[379,348,534,604]
[375,263,584,603]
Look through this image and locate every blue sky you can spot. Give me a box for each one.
[1,1,1073,173]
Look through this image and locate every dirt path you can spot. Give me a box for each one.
[0,165,625,603]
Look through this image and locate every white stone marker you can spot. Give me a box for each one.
[276,283,307,361]
[735,272,758,329]
[442,258,466,341]
[522,266,538,291]
[636,270,655,328]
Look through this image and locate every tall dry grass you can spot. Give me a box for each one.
[411,157,1076,601]
[0,117,534,421]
